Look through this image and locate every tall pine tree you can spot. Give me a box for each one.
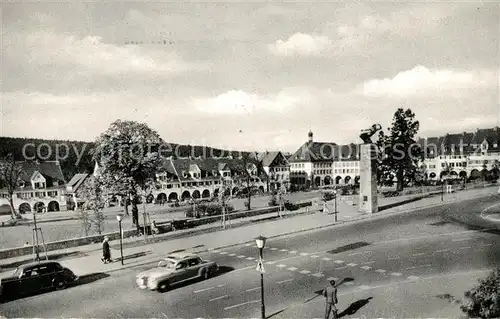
[377,108,423,191]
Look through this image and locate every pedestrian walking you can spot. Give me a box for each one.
[101,236,112,263]
[323,279,338,319]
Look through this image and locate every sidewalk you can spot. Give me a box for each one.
[0,185,497,278]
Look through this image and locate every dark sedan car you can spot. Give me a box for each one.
[0,261,78,301]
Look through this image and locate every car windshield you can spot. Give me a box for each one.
[158,259,176,269]
[13,267,21,277]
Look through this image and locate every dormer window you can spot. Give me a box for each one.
[182,171,188,178]
[494,143,498,148]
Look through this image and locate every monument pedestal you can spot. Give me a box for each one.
[359,144,378,214]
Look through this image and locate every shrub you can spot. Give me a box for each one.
[461,268,500,318]
[186,202,234,218]
[283,200,299,211]
[322,192,335,202]
[268,195,278,206]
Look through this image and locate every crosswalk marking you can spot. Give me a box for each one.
[408,276,420,280]
[345,282,354,285]
[280,249,288,252]
[322,257,332,261]
[228,253,236,256]
[277,279,294,284]
[246,257,255,260]
[219,252,228,255]
[347,263,357,267]
[289,250,298,254]
[334,260,344,264]
[212,250,220,253]
[245,243,252,247]
[237,255,246,258]
[270,248,278,251]
[300,270,311,274]
[360,266,372,270]
[266,261,276,265]
[277,264,287,268]
[357,285,371,290]
[327,277,339,281]
[287,267,298,271]
[300,253,309,256]
[310,255,320,258]
[375,269,386,273]
[312,273,325,278]
[390,272,402,277]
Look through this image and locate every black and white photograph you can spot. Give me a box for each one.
[0,1,499,318]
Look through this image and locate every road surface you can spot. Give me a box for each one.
[1,195,499,318]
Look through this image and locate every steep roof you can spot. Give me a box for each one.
[7,160,66,184]
[333,144,360,161]
[259,151,280,167]
[471,127,500,152]
[67,173,89,191]
[160,157,268,181]
[289,142,337,163]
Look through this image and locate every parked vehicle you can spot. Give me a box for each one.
[0,261,78,301]
[136,252,218,292]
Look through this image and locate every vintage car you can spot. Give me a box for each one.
[136,252,218,292]
[0,261,78,301]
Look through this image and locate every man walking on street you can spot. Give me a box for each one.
[323,279,338,319]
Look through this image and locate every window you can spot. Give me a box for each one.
[187,258,201,267]
[441,163,446,168]
[175,261,188,270]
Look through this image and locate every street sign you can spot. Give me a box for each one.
[256,259,265,273]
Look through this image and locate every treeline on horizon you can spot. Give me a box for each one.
[0,137,252,181]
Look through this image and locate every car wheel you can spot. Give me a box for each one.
[203,269,211,280]
[54,278,67,290]
[157,281,169,292]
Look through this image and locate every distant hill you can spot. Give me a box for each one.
[0,137,251,181]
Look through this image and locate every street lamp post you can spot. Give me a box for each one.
[116,214,124,265]
[333,189,338,222]
[255,235,266,319]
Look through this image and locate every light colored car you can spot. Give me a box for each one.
[136,252,218,292]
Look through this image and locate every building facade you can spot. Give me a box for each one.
[256,151,290,192]
[419,127,500,181]
[289,131,336,189]
[0,160,67,214]
[70,157,269,206]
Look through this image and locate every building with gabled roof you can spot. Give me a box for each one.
[153,157,268,203]
[417,127,500,181]
[257,151,290,192]
[289,131,337,189]
[0,160,68,215]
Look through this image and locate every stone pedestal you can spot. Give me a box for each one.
[359,144,378,214]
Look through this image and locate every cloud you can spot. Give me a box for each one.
[362,66,498,97]
[6,31,207,77]
[268,33,332,57]
[191,88,314,114]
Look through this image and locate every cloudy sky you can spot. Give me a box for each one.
[1,1,499,152]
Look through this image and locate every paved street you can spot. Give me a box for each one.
[1,194,499,318]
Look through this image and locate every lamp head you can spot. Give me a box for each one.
[116,214,124,222]
[255,235,267,249]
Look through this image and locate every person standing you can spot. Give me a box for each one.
[323,279,338,319]
[101,236,111,263]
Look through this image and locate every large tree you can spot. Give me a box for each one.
[91,120,163,228]
[0,154,25,219]
[377,108,423,191]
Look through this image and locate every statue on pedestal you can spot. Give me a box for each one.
[359,124,382,144]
